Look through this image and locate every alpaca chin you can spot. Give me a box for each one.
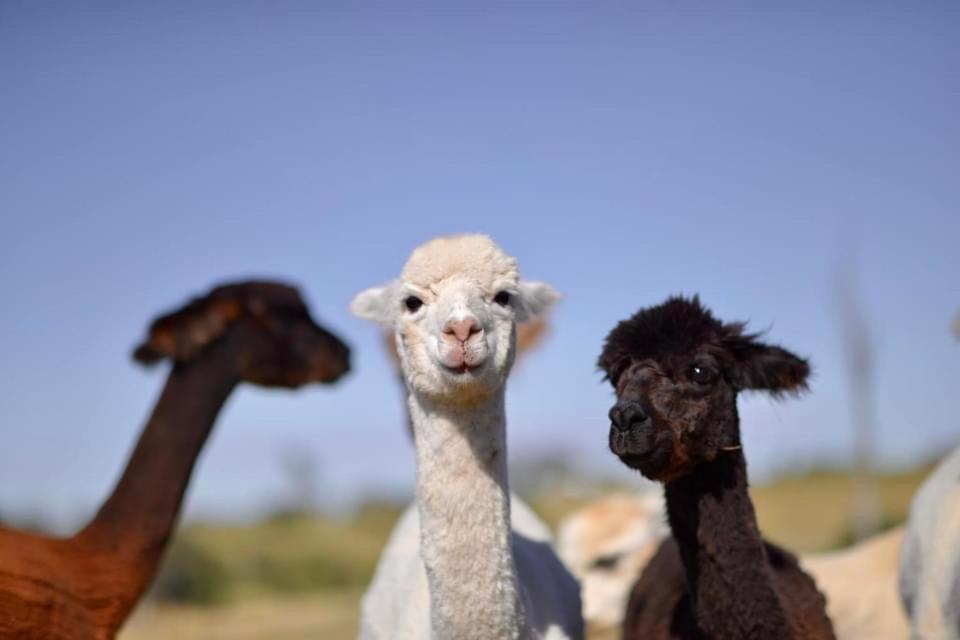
[609,428,674,479]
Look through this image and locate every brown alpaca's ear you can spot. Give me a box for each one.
[517,317,547,353]
[133,296,244,366]
[515,317,549,367]
[382,330,402,375]
[724,329,810,396]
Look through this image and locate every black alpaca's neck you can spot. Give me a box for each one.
[664,450,793,639]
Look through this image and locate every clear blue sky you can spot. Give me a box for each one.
[1,3,958,524]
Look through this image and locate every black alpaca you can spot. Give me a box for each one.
[598,296,834,640]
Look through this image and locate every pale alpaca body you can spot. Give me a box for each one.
[555,490,907,639]
[801,527,908,640]
[900,445,960,640]
[556,493,667,632]
[352,235,582,640]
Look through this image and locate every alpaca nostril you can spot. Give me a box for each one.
[609,406,625,431]
[623,404,649,428]
[444,316,482,342]
[610,402,649,432]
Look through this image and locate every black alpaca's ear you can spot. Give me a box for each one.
[724,330,810,395]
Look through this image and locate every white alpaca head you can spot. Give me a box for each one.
[351,235,559,403]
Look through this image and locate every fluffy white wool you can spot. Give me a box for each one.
[401,234,520,291]
[351,234,558,328]
[361,497,578,640]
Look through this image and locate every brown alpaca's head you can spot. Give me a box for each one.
[133,281,351,388]
[597,296,809,482]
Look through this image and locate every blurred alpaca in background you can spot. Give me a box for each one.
[0,281,350,640]
[557,493,667,634]
[897,312,960,639]
[558,489,912,639]
[802,527,908,640]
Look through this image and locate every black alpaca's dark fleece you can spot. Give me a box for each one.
[624,452,833,639]
[598,296,834,640]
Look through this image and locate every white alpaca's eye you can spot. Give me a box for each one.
[404,296,423,312]
[493,291,511,306]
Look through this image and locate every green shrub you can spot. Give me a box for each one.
[253,553,355,593]
[152,537,231,605]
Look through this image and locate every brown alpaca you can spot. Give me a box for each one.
[0,281,350,640]
[598,295,834,640]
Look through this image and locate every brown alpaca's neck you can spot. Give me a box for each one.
[664,450,794,639]
[74,345,237,594]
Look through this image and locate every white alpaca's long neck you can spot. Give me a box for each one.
[409,389,526,639]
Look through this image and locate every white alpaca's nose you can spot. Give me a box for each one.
[443,316,482,342]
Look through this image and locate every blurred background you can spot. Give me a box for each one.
[1,3,957,638]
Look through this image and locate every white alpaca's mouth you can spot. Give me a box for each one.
[436,339,489,376]
[440,360,486,376]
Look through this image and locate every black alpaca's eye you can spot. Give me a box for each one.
[493,291,511,306]
[689,364,717,386]
[404,296,423,312]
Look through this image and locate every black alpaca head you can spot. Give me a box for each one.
[598,296,810,482]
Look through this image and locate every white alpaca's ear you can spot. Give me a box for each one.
[515,281,560,323]
[350,282,398,327]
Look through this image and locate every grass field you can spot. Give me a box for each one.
[120,465,931,640]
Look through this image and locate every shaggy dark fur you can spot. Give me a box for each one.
[598,295,834,640]
[136,281,350,387]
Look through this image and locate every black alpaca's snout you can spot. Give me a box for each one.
[609,401,650,433]
[609,399,670,475]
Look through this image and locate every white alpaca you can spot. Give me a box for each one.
[899,445,960,640]
[352,235,583,640]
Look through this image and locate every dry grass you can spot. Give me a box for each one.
[752,465,930,552]
[122,591,360,640]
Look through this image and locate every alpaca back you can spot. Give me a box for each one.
[360,496,583,639]
[900,446,960,640]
